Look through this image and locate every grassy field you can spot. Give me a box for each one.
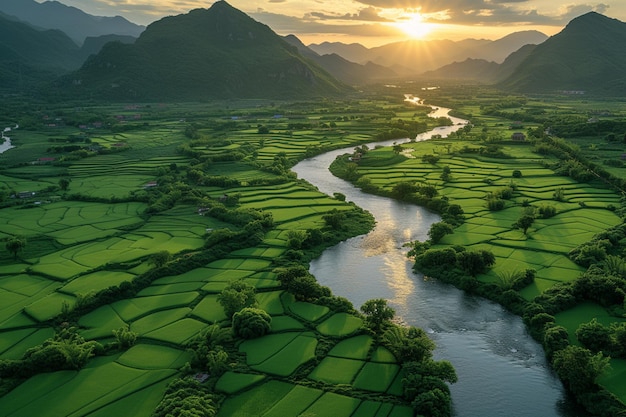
[0,97,439,416]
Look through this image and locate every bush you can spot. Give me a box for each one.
[232,308,272,339]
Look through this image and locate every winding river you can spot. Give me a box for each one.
[292,104,585,417]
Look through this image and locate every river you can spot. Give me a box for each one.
[1,125,16,154]
[292,103,585,417]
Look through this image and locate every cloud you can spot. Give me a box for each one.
[249,9,397,38]
[306,7,392,22]
[351,0,612,26]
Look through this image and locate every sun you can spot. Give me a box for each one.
[395,13,432,39]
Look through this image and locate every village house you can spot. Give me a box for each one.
[511,132,526,141]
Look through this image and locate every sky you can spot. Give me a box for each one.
[43,0,626,47]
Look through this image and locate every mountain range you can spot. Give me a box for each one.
[62,2,349,100]
[1,0,625,98]
[309,30,549,75]
[0,0,143,45]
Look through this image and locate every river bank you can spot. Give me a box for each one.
[292,103,583,417]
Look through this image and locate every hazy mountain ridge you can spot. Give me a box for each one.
[0,11,85,91]
[499,12,626,94]
[0,0,144,45]
[64,1,350,100]
[309,30,548,75]
[283,35,396,85]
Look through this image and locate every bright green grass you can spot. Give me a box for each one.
[599,359,626,403]
[79,304,127,340]
[309,357,365,385]
[116,344,191,370]
[288,301,330,322]
[255,291,285,315]
[190,295,227,323]
[370,346,397,363]
[269,315,306,332]
[216,380,294,417]
[0,361,176,417]
[61,271,135,296]
[555,302,626,344]
[316,313,364,336]
[261,385,323,417]
[329,335,373,360]
[353,362,401,392]
[247,333,318,377]
[215,372,267,395]
[23,292,76,322]
[130,308,191,335]
[143,318,207,345]
[112,292,198,321]
[136,282,204,296]
[300,392,361,417]
[0,328,55,360]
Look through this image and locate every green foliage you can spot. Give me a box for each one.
[361,298,395,333]
[217,280,257,318]
[383,325,435,363]
[150,250,172,268]
[513,214,535,235]
[232,307,272,339]
[456,250,496,276]
[112,325,138,349]
[542,325,570,360]
[427,222,454,243]
[576,319,612,353]
[322,209,346,229]
[552,346,610,396]
[5,236,26,259]
[152,378,217,417]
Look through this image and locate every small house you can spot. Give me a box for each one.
[511,132,526,141]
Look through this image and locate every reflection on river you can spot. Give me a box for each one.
[292,104,585,417]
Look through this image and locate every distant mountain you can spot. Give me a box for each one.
[499,12,626,95]
[0,0,144,44]
[284,35,396,85]
[79,34,136,61]
[420,58,500,82]
[308,42,372,64]
[0,12,84,92]
[63,1,350,100]
[308,31,547,76]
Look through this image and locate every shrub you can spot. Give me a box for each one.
[232,308,271,339]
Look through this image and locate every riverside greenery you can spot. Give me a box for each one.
[330,85,626,416]
[0,94,456,416]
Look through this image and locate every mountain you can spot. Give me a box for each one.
[0,0,144,44]
[308,42,372,64]
[499,12,626,95]
[420,58,500,82]
[308,31,547,77]
[0,12,84,92]
[283,35,396,85]
[63,1,350,100]
[79,34,136,61]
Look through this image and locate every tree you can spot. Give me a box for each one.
[149,250,171,268]
[58,178,70,191]
[232,307,272,339]
[456,250,495,276]
[322,209,346,229]
[383,325,435,363]
[576,319,612,353]
[112,326,137,349]
[552,345,610,396]
[6,236,26,259]
[513,214,535,235]
[428,222,453,243]
[361,298,395,333]
[217,280,257,318]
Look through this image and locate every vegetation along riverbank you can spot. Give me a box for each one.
[0,94,461,416]
[331,86,626,416]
